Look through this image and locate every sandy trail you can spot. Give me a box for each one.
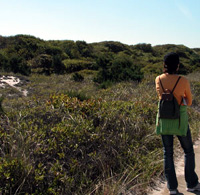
[0,75,28,96]
[149,138,200,195]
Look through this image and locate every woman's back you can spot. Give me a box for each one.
[155,73,192,106]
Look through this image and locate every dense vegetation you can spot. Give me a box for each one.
[0,72,200,194]
[1,35,200,85]
[0,34,200,194]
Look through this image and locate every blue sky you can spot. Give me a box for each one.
[0,0,200,48]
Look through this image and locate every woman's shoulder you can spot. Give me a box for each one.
[155,74,170,84]
[155,74,164,81]
[155,75,160,84]
[179,75,189,83]
[155,74,189,81]
[171,75,190,87]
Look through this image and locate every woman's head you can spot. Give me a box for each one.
[163,52,179,74]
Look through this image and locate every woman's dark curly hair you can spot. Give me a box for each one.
[163,52,179,74]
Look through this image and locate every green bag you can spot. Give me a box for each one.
[156,105,188,136]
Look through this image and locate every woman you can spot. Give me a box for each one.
[155,52,200,195]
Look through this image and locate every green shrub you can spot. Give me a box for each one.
[98,80,113,89]
[64,90,90,101]
[104,41,129,53]
[52,55,66,74]
[0,93,163,194]
[0,53,9,71]
[72,72,84,82]
[0,158,27,194]
[29,54,53,75]
[94,53,143,83]
[93,53,113,83]
[0,96,4,114]
[133,43,153,53]
[9,55,31,75]
[76,41,94,57]
[63,59,96,73]
[110,54,143,81]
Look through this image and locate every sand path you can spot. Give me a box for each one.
[149,138,200,195]
[0,75,28,96]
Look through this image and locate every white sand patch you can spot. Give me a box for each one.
[0,75,28,96]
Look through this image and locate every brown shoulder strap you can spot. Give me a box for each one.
[171,76,181,93]
[159,76,181,93]
[159,76,165,92]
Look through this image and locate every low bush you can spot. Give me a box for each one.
[94,53,143,84]
[72,72,84,82]
[64,90,90,101]
[0,96,4,114]
[0,93,163,194]
[63,59,96,73]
